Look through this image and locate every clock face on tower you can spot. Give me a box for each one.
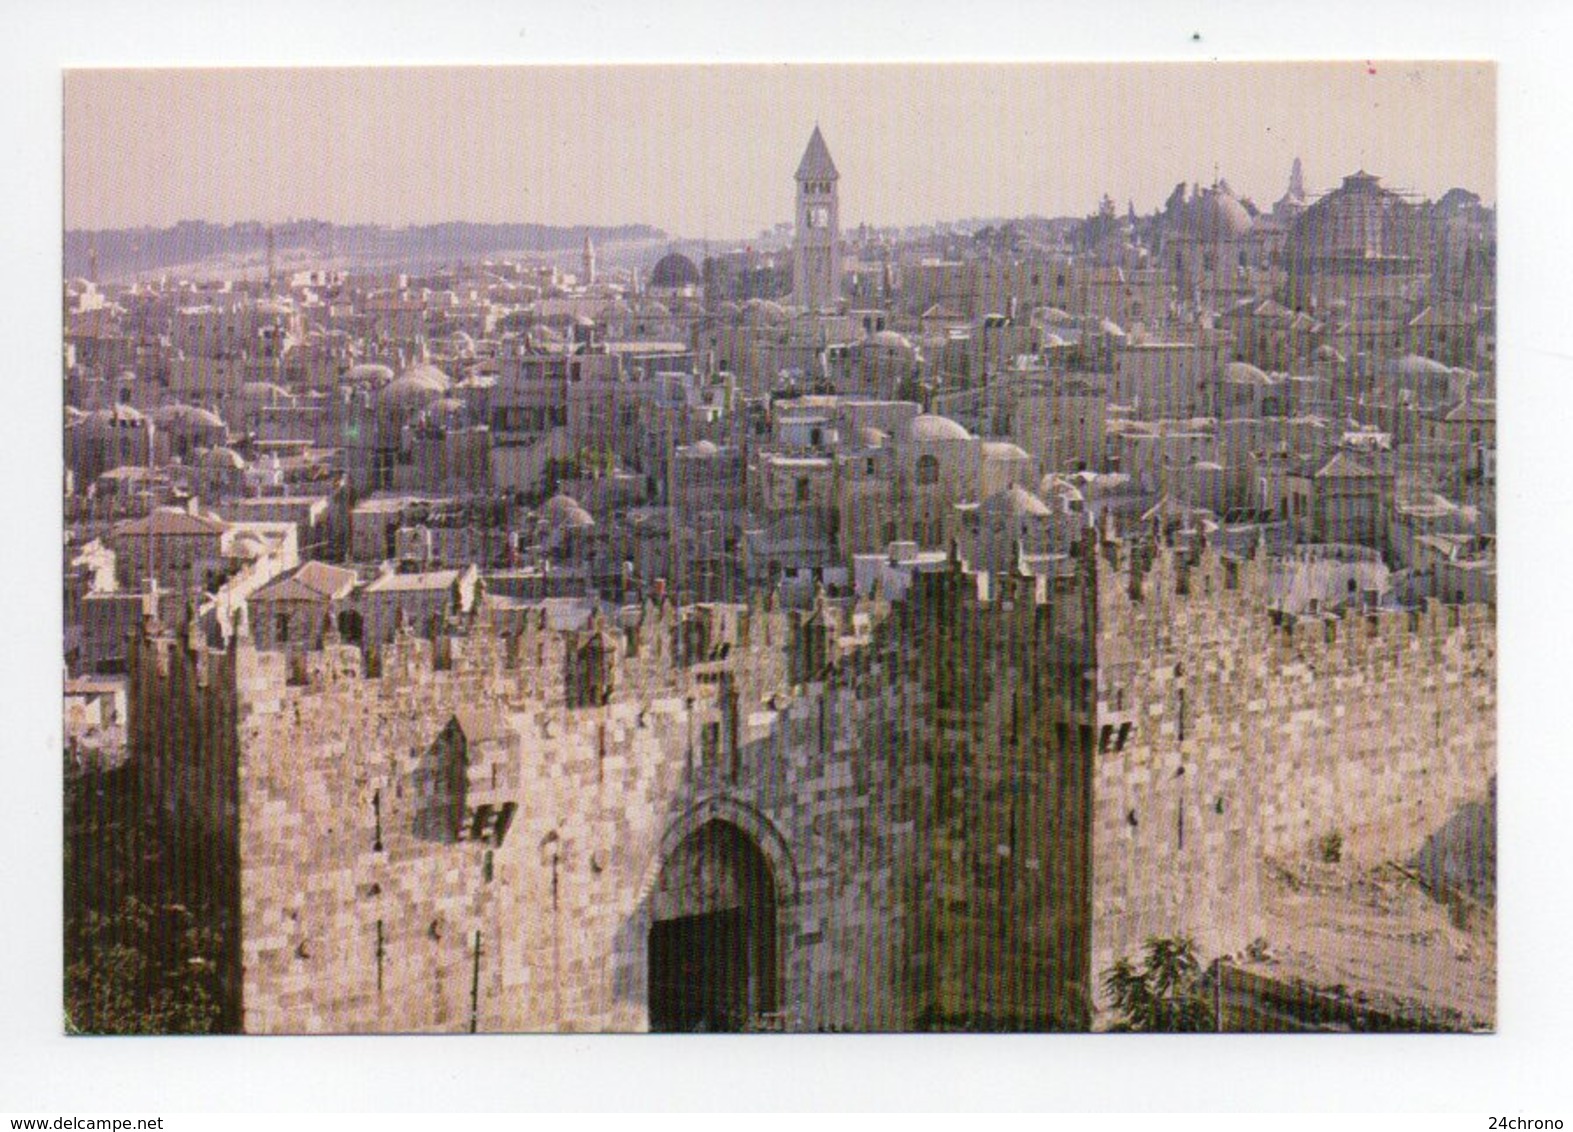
[807,205,830,230]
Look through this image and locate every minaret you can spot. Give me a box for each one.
[1288,157,1306,201]
[792,125,842,312]
[581,233,597,287]
[265,224,277,296]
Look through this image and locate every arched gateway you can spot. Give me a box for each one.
[647,819,781,1032]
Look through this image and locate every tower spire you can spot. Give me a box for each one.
[793,126,842,312]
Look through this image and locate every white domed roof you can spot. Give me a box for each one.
[541,493,594,529]
[153,403,227,432]
[854,426,888,449]
[989,484,1052,517]
[741,298,789,325]
[868,329,916,353]
[377,364,452,415]
[908,413,972,443]
[1223,361,1272,385]
[201,446,246,471]
[239,381,291,404]
[1393,354,1450,377]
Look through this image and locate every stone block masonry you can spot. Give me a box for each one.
[127,530,1494,1032]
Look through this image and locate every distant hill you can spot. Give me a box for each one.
[63,220,667,282]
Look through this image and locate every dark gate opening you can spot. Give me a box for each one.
[648,907,749,1032]
[647,821,778,1033]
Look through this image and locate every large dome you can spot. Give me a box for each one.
[377,363,452,416]
[649,252,701,289]
[1181,188,1253,242]
[907,413,972,443]
[152,403,228,433]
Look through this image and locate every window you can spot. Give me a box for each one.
[916,454,940,486]
[276,613,290,643]
[795,477,811,504]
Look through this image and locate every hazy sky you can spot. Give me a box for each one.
[66,62,1494,239]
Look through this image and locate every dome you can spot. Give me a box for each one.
[740,298,789,325]
[153,403,227,433]
[541,493,594,529]
[641,300,671,318]
[853,426,888,449]
[1223,361,1272,385]
[649,252,701,289]
[201,446,246,471]
[1182,187,1253,242]
[907,413,972,443]
[1393,354,1450,377]
[867,330,917,354]
[1313,344,1347,364]
[989,484,1052,517]
[239,381,292,405]
[377,364,452,416]
[684,439,720,457]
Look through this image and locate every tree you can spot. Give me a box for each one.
[64,768,231,1034]
[1101,935,1214,1032]
[65,896,223,1035]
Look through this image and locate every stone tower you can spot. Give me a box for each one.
[792,125,842,312]
[582,233,597,287]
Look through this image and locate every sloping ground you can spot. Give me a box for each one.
[1232,855,1495,1031]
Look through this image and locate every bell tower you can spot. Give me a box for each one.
[792,125,842,312]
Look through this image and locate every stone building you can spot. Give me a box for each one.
[128,530,1493,1033]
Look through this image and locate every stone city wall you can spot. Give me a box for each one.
[1088,539,1496,1019]
[127,532,1494,1032]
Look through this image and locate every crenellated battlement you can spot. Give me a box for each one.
[123,527,1494,1034]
